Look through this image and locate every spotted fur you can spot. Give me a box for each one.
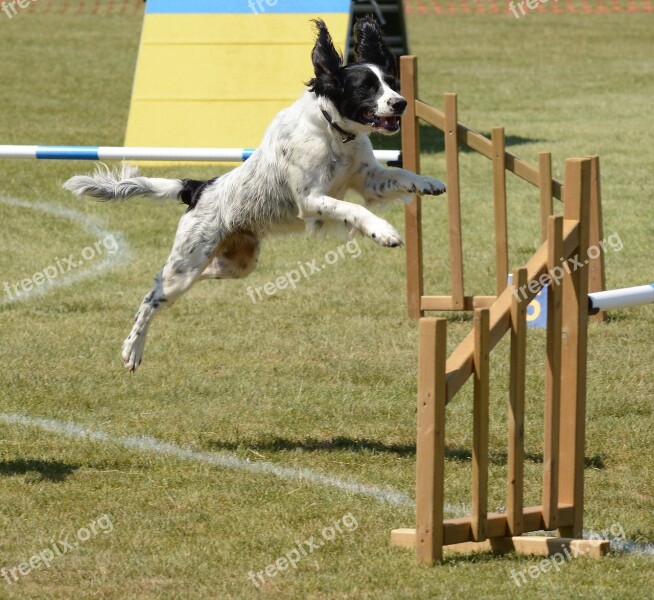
[63,17,446,372]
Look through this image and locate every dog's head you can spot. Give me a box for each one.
[307,16,406,136]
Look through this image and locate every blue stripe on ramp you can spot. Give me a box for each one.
[146,0,351,14]
[36,146,100,160]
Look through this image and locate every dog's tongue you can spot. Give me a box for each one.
[363,113,399,130]
[379,116,399,130]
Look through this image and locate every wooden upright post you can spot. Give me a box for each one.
[508,267,527,536]
[415,318,447,564]
[558,158,592,538]
[543,215,563,530]
[444,94,465,309]
[472,308,490,542]
[588,155,606,322]
[492,127,509,296]
[401,56,424,320]
[539,152,553,244]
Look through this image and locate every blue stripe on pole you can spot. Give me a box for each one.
[145,0,351,14]
[0,145,399,163]
[36,146,100,160]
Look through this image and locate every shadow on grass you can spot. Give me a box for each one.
[371,125,543,155]
[447,448,606,470]
[206,437,605,469]
[207,436,415,456]
[0,459,79,483]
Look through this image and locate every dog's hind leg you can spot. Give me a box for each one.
[121,214,221,372]
[198,231,260,280]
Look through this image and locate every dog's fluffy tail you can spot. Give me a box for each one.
[63,164,185,202]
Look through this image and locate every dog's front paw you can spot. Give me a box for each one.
[419,177,446,197]
[366,218,404,247]
[121,332,145,372]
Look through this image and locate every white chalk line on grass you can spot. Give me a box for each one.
[0,412,419,508]
[601,536,654,557]
[0,196,130,304]
[1,415,653,557]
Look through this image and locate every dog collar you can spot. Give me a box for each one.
[321,109,356,144]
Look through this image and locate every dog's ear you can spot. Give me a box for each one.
[307,19,343,97]
[353,15,397,77]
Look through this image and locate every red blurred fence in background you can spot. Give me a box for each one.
[26,0,144,15]
[21,0,654,18]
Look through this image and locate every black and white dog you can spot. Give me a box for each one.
[64,17,446,372]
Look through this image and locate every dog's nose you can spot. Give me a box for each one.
[392,98,408,115]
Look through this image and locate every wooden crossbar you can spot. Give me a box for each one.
[420,296,496,311]
[444,219,579,404]
[413,99,564,200]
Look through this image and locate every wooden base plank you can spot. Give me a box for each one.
[393,505,574,547]
[446,536,609,559]
[391,530,610,559]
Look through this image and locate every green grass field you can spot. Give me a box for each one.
[0,4,653,599]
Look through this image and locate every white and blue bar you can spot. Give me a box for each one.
[588,284,654,315]
[0,145,401,165]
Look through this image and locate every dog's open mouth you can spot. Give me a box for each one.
[362,113,400,133]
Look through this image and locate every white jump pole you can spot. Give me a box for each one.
[0,145,401,165]
[588,284,654,314]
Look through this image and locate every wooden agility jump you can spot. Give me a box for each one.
[393,57,610,563]
[398,56,606,322]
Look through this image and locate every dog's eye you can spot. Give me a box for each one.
[384,76,398,90]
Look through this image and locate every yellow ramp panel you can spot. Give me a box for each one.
[132,44,314,102]
[140,13,336,45]
[125,1,352,151]
[127,101,295,149]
